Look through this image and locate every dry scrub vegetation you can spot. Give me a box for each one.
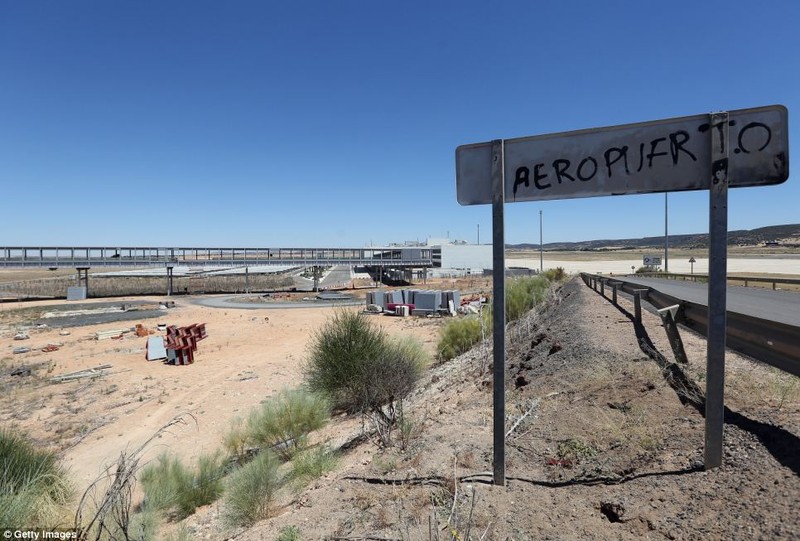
[0,272,294,298]
[2,273,798,540]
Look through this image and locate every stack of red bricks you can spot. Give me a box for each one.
[165,323,208,365]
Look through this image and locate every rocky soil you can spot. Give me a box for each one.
[221,277,799,541]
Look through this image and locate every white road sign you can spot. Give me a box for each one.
[643,255,662,266]
[456,105,788,205]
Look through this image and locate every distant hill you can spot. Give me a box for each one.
[509,224,800,251]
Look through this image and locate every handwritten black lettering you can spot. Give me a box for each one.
[736,122,771,154]
[635,142,645,172]
[669,130,696,164]
[604,146,629,178]
[577,157,597,181]
[513,167,530,198]
[533,163,550,189]
[553,159,574,183]
[508,115,776,199]
[646,138,668,168]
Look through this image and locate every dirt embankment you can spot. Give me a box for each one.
[225,278,799,541]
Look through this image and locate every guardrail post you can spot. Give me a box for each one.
[657,305,689,364]
[633,289,648,324]
[600,279,605,297]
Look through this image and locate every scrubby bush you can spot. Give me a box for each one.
[223,450,282,527]
[304,310,387,411]
[139,454,181,512]
[247,389,330,460]
[139,451,225,519]
[223,416,249,463]
[0,429,73,528]
[305,310,425,413]
[437,316,483,361]
[277,525,302,541]
[542,266,567,282]
[436,274,563,361]
[506,276,551,322]
[304,310,427,445]
[190,452,227,514]
[289,445,338,485]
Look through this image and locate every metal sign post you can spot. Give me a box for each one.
[491,139,507,486]
[705,112,730,468]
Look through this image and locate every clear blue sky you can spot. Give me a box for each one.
[1,1,797,247]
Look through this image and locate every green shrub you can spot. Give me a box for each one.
[392,335,431,372]
[557,438,597,464]
[223,416,249,462]
[289,445,338,485]
[436,316,483,361]
[436,275,560,361]
[304,310,387,411]
[0,429,72,528]
[304,310,424,415]
[277,525,301,541]
[140,451,225,519]
[247,389,330,460]
[542,266,567,282]
[190,452,226,514]
[304,310,426,446]
[140,453,181,512]
[506,276,550,322]
[358,337,425,413]
[223,450,283,527]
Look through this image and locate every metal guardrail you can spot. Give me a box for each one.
[634,272,800,291]
[580,272,800,378]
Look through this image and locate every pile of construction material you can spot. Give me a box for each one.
[365,289,460,317]
[145,323,208,365]
[165,323,208,365]
[50,364,113,383]
[96,328,131,340]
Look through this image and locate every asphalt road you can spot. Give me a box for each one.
[320,265,353,288]
[622,277,800,327]
[32,301,166,328]
[191,294,360,310]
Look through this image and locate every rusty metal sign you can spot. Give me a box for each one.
[456,104,788,205]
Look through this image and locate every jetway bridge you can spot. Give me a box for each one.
[0,246,434,296]
[0,246,434,269]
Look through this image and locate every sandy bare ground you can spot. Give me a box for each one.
[0,295,445,489]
